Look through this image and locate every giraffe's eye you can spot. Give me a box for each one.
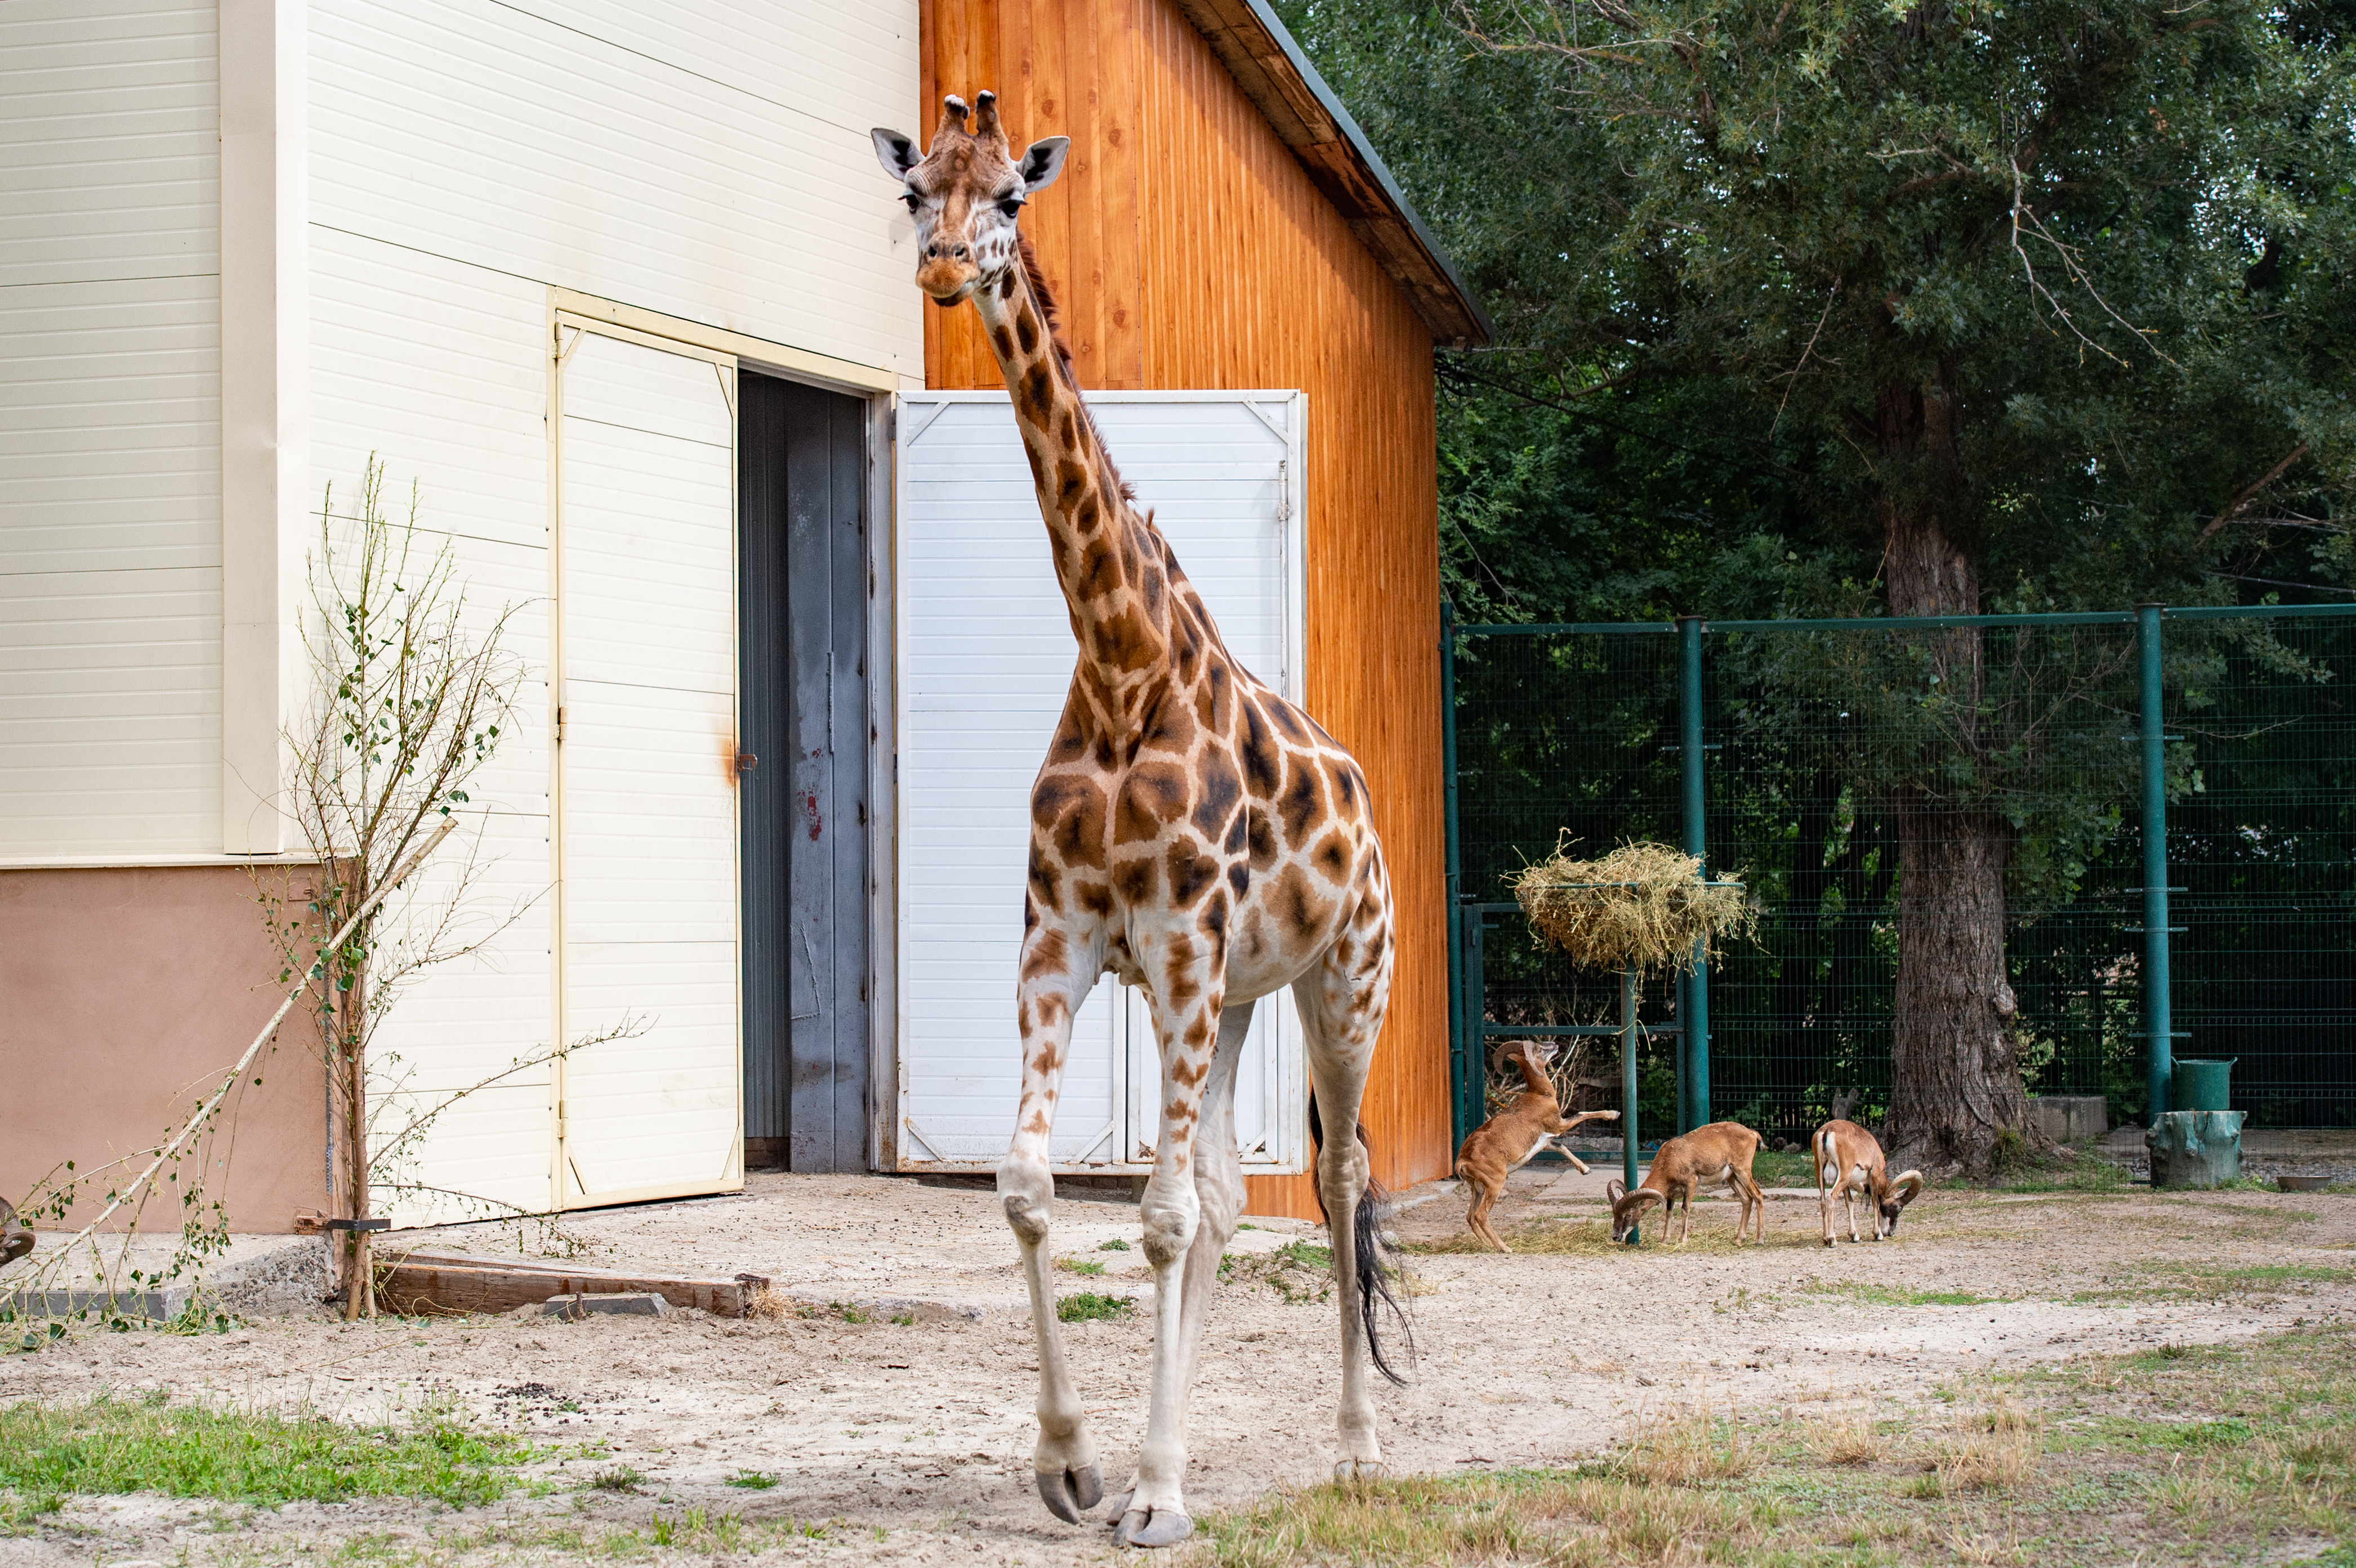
[903,191,922,212]
[998,196,1023,217]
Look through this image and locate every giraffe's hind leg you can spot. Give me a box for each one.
[999,930,1104,1526]
[1170,1001,1253,1404]
[1297,881,1398,1482]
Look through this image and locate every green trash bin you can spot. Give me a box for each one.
[2172,1057,2236,1114]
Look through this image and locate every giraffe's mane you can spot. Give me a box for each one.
[1019,233,1136,504]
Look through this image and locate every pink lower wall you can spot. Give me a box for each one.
[1,865,328,1235]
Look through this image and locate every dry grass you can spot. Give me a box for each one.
[1611,1403,1758,1486]
[1509,838,1752,973]
[742,1285,788,1322]
[1926,1396,2042,1494]
[1804,1410,1882,1466]
[1405,1216,1622,1257]
[1192,1469,1768,1568]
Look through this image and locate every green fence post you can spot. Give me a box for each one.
[2139,603,2172,1124]
[1464,913,1487,1142]
[1679,615,1710,1132]
[1674,972,1690,1135]
[1621,966,1640,1227]
[1442,601,1466,1149]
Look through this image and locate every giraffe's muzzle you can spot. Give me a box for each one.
[916,240,978,303]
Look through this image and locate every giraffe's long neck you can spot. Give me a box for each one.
[971,258,1170,731]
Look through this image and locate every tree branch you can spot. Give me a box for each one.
[2200,444,2311,538]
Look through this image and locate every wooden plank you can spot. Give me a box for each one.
[375,1251,770,1318]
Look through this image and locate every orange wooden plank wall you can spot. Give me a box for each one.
[920,0,1450,1217]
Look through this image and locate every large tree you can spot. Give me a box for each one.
[1282,0,2354,1165]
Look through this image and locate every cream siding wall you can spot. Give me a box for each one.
[305,0,920,1216]
[0,1,222,857]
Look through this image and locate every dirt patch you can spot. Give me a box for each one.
[0,1170,2351,1564]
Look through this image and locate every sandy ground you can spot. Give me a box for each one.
[2,1167,2353,1565]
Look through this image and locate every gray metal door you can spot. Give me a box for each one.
[740,372,870,1171]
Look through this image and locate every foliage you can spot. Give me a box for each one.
[1283,0,2356,1152]
[1285,0,2354,613]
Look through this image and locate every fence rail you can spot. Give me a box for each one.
[1443,602,2356,1149]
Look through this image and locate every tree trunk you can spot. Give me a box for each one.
[1870,372,2032,1171]
[1881,800,2028,1167]
[341,897,375,1320]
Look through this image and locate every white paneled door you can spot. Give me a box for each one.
[894,392,1309,1175]
[555,321,742,1207]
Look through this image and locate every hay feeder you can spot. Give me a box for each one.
[1501,840,1749,1236]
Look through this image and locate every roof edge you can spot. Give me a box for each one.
[1169,0,1494,349]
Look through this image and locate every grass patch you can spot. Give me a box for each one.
[1056,1292,1133,1323]
[724,1468,777,1489]
[1808,1280,2009,1308]
[1191,1325,2356,1566]
[1056,1257,1106,1276]
[1220,1239,1339,1303]
[2071,1259,2351,1304]
[1976,1141,2134,1193]
[795,1300,872,1324]
[1750,1147,1817,1189]
[590,1464,642,1492]
[1098,1238,1130,1251]
[0,1391,532,1508]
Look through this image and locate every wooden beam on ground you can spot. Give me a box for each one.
[374,1250,770,1319]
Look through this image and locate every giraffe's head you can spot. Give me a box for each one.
[873,91,1068,306]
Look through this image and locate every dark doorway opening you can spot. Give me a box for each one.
[740,372,871,1172]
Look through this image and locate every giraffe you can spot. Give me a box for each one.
[874,92,1404,1547]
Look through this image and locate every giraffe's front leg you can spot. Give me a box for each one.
[1113,957,1222,1549]
[999,931,1103,1525]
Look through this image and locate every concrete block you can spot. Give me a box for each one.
[542,1291,670,1320]
[2,1286,196,1321]
[2148,1110,2245,1189]
[2027,1095,2109,1144]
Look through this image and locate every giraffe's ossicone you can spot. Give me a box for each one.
[875,90,1405,1549]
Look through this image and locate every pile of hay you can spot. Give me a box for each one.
[1509,838,1751,974]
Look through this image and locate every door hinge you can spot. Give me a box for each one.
[555,705,566,743]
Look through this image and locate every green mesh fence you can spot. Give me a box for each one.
[1445,606,2356,1146]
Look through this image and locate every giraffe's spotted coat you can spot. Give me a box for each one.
[875,87,1397,1537]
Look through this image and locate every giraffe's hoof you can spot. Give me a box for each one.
[1037,1463,1103,1524]
[1333,1457,1386,1482]
[1113,1507,1193,1548]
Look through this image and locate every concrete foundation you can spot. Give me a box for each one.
[2027,1095,2109,1145]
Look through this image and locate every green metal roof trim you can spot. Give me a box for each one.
[1171,0,1494,349]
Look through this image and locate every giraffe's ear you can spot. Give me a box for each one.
[1019,136,1070,194]
[872,128,922,181]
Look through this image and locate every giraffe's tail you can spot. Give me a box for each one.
[1308,1093,1414,1387]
